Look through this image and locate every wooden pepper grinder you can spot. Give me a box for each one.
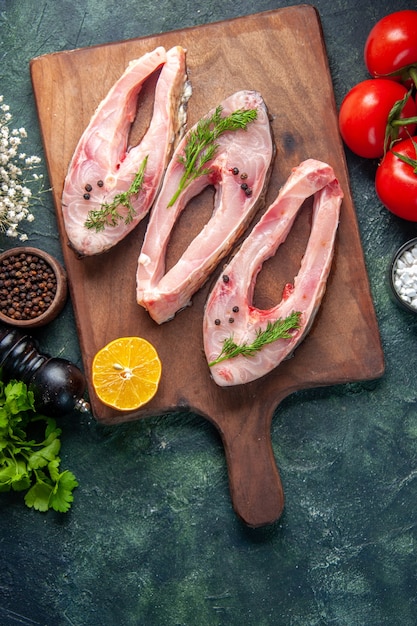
[0,323,90,417]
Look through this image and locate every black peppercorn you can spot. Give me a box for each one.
[85,184,92,192]
[0,253,57,321]
[232,306,239,313]
[214,318,221,325]
[222,275,229,283]
[97,180,104,187]
[83,193,91,200]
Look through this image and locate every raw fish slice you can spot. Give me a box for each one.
[136,90,274,324]
[62,45,189,256]
[203,159,343,386]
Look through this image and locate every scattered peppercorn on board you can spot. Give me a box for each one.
[30,5,384,527]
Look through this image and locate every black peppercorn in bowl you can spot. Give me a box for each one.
[389,237,417,314]
[0,247,68,328]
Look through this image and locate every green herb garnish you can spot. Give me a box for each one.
[168,106,258,207]
[0,376,78,512]
[84,156,148,231]
[208,311,301,367]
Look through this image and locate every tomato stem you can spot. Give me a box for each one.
[391,116,417,127]
[408,66,417,89]
[391,137,417,175]
[384,89,416,154]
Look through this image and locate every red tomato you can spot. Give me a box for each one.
[375,136,417,220]
[338,79,417,158]
[364,10,417,81]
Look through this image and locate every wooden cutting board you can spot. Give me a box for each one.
[30,6,384,527]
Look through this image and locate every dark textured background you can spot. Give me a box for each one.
[1,1,417,625]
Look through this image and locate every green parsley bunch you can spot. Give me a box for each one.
[0,375,78,512]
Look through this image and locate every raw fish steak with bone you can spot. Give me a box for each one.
[203,159,343,386]
[62,45,189,256]
[136,90,275,324]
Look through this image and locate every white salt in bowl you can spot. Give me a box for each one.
[390,237,417,313]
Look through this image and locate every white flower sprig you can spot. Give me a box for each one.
[0,95,44,242]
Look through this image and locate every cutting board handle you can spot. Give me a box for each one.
[219,406,284,528]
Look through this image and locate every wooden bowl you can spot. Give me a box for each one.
[0,246,68,328]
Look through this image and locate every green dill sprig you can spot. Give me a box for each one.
[84,156,148,231]
[167,106,258,207]
[208,311,301,367]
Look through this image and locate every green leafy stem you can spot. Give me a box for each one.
[208,311,301,367]
[0,377,78,512]
[167,105,258,207]
[84,155,148,231]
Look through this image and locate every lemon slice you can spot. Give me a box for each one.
[92,336,162,411]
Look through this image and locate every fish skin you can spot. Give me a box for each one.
[136,90,275,324]
[203,159,344,386]
[61,45,189,257]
